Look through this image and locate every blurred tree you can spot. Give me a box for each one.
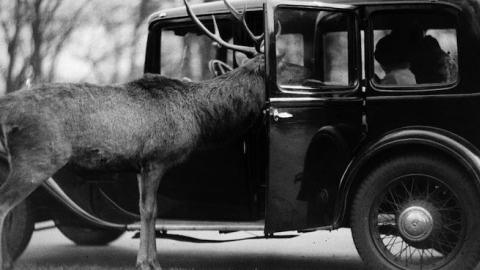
[128,0,160,79]
[1,0,30,93]
[0,0,205,94]
[0,0,90,93]
[29,0,91,84]
[77,0,163,83]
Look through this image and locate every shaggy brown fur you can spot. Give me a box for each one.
[0,54,265,270]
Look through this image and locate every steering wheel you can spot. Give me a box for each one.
[208,59,233,77]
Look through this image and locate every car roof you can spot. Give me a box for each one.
[147,0,462,26]
[148,0,264,25]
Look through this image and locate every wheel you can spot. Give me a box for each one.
[5,200,34,260]
[351,155,480,270]
[56,224,124,246]
[0,156,34,260]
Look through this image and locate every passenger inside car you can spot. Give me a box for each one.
[374,33,417,85]
[410,35,452,84]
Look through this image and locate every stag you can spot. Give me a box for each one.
[0,0,264,269]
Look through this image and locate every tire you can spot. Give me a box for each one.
[5,200,34,260]
[350,155,480,270]
[56,224,124,246]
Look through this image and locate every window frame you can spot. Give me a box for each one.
[272,5,360,96]
[366,4,462,94]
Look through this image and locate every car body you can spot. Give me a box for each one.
[9,0,480,269]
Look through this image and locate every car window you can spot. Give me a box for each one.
[372,10,458,88]
[323,31,349,85]
[160,22,234,81]
[275,8,356,92]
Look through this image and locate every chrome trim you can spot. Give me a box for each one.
[34,220,56,231]
[276,87,358,96]
[274,1,354,9]
[127,219,265,231]
[269,97,358,102]
[43,178,127,230]
[270,97,327,102]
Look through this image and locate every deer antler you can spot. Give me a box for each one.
[222,0,264,52]
[183,0,261,57]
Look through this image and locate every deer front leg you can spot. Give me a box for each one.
[136,162,164,270]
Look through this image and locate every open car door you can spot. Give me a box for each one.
[264,1,364,233]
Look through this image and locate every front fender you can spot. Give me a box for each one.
[333,126,480,228]
[42,178,127,230]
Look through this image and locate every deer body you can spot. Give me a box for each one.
[0,55,265,270]
[1,56,265,171]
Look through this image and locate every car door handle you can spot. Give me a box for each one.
[272,109,293,121]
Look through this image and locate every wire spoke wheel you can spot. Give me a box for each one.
[351,155,480,270]
[372,174,464,269]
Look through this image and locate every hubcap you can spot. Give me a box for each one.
[398,206,434,242]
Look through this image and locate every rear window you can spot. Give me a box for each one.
[371,10,458,89]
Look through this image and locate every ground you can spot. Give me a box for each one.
[16,225,364,270]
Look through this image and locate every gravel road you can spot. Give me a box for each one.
[16,225,364,270]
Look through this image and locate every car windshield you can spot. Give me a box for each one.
[160,22,234,81]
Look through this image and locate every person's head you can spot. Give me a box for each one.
[375,34,411,72]
[410,35,450,83]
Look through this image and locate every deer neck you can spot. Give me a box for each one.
[195,56,265,146]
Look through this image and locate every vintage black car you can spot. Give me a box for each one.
[5,0,480,269]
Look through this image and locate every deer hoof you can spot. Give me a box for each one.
[136,259,162,270]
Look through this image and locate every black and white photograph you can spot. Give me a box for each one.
[1,0,480,269]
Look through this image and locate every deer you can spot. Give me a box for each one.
[0,0,266,269]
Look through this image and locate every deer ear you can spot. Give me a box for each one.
[235,52,249,65]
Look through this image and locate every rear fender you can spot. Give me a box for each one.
[333,126,480,228]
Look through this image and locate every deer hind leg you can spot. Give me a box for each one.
[136,162,164,270]
[0,154,68,270]
[0,124,71,270]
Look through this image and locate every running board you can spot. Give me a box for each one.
[43,177,265,232]
[126,219,265,231]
